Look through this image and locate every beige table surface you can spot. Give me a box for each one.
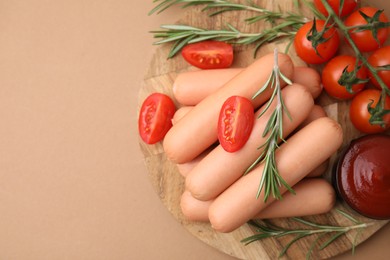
[0,1,389,259]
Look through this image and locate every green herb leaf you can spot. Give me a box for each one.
[245,49,294,202]
[242,210,372,259]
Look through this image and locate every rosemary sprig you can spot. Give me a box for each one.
[149,0,266,16]
[149,0,314,57]
[149,0,311,24]
[242,209,373,259]
[244,49,294,202]
[151,23,296,58]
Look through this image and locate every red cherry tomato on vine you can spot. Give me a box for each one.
[138,93,176,144]
[181,40,233,69]
[344,7,390,52]
[367,45,390,89]
[218,96,254,152]
[349,89,390,134]
[294,20,340,64]
[314,0,357,17]
[322,55,367,100]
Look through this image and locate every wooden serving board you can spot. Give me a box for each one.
[138,1,389,259]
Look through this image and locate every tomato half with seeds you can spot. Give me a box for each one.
[181,41,233,69]
[349,89,390,134]
[218,96,254,152]
[344,7,390,52]
[138,93,176,144]
[367,46,390,89]
[294,20,340,64]
[314,0,357,17]
[322,55,367,100]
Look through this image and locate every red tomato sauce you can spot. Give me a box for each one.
[334,134,390,219]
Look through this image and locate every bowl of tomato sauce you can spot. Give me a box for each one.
[333,134,390,220]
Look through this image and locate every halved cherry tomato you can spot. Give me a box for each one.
[181,40,233,69]
[294,20,340,64]
[344,7,390,52]
[322,55,367,100]
[314,0,357,17]
[367,46,390,89]
[218,96,254,152]
[138,93,176,144]
[349,89,390,133]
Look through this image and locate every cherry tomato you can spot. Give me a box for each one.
[138,93,176,144]
[218,96,254,152]
[322,55,367,100]
[349,89,390,133]
[181,40,233,69]
[367,46,390,89]
[314,0,357,17]
[344,7,390,52]
[294,20,340,64]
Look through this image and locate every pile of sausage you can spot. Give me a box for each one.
[163,53,343,233]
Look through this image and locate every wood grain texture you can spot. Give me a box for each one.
[138,1,388,259]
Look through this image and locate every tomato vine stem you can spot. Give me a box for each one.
[320,0,390,125]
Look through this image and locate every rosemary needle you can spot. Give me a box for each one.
[241,209,373,259]
[245,48,294,202]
